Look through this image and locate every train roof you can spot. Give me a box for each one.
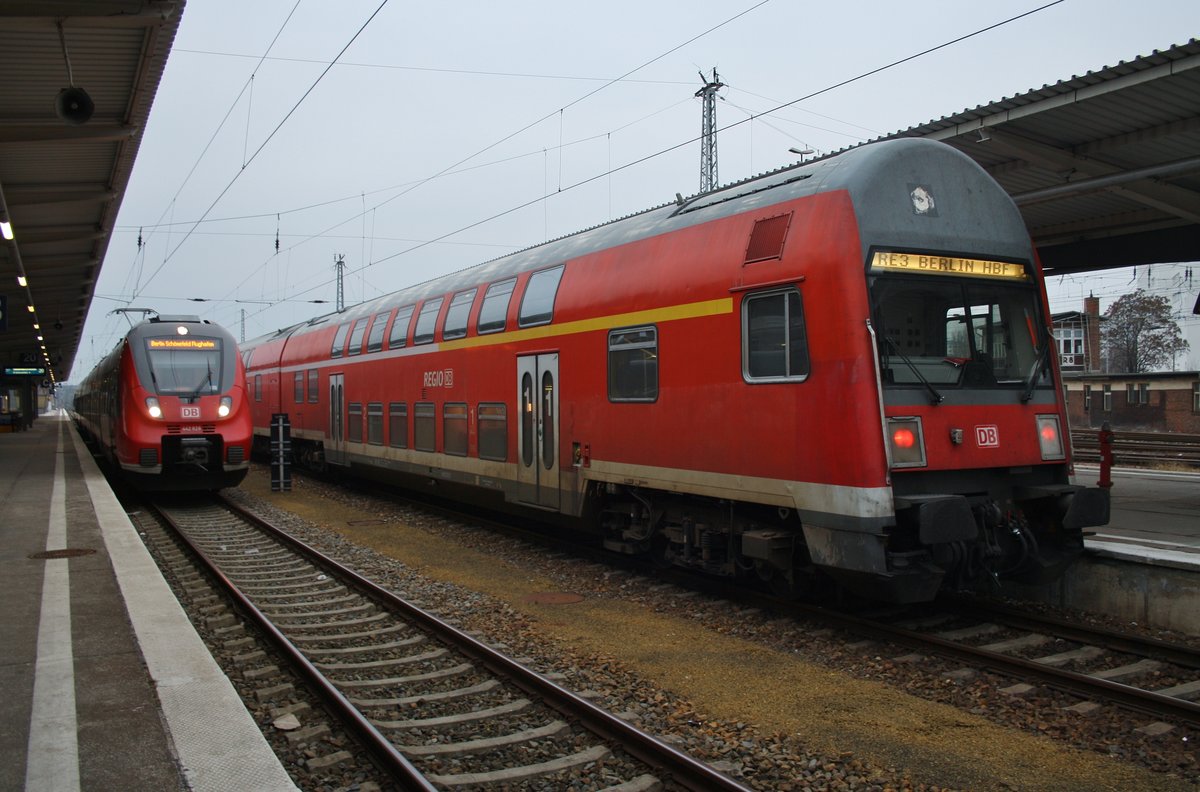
[247,137,1029,346]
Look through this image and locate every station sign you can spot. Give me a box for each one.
[4,366,46,376]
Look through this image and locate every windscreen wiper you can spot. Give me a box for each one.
[1020,342,1049,403]
[885,337,943,405]
[191,363,213,400]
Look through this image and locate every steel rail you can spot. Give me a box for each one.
[217,494,753,792]
[150,501,437,792]
[785,600,1200,726]
[940,595,1200,670]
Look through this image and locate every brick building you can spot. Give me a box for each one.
[1063,371,1200,434]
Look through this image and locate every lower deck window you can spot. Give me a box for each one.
[444,403,468,456]
[347,403,363,443]
[389,403,408,448]
[414,402,435,451]
[367,402,383,445]
[478,403,507,461]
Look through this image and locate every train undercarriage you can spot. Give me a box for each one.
[595,475,1106,603]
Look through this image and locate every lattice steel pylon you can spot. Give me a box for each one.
[334,253,345,312]
[696,68,724,193]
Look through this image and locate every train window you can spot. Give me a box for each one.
[330,322,351,358]
[348,319,368,356]
[348,403,363,443]
[478,278,516,334]
[444,403,468,456]
[414,402,435,451]
[388,403,408,448]
[255,375,262,401]
[367,402,384,445]
[743,289,809,381]
[388,305,415,349]
[478,403,507,461]
[308,369,319,403]
[414,298,444,345]
[518,265,564,327]
[608,326,658,402]
[871,277,1044,389]
[442,290,475,341]
[521,373,534,467]
[366,311,392,353]
[294,372,304,403]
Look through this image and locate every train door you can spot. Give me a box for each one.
[516,353,560,510]
[327,373,346,465]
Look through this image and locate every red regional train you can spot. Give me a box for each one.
[243,138,1109,602]
[74,314,252,491]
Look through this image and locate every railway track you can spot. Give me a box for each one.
[851,596,1200,728]
[1071,430,1200,469]
[145,493,750,791]
[316,471,1200,730]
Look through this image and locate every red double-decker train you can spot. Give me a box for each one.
[243,138,1109,602]
[74,315,252,491]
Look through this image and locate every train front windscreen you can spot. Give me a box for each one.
[868,251,1050,396]
[144,337,227,395]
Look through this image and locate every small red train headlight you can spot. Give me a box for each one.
[886,417,926,468]
[1036,415,1065,460]
[145,397,162,419]
[218,396,232,417]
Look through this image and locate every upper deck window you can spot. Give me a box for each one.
[478,278,516,334]
[442,289,475,341]
[347,319,368,356]
[414,298,444,345]
[366,310,392,353]
[330,322,350,358]
[388,305,415,349]
[518,265,564,327]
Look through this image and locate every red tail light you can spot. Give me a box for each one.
[887,417,926,468]
[1036,415,1065,460]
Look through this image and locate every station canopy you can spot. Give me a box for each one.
[0,10,1196,382]
[880,38,1200,277]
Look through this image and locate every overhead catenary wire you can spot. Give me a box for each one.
[242,0,1069,319]
[132,0,391,301]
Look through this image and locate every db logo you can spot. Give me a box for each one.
[181,406,201,419]
[975,425,999,447]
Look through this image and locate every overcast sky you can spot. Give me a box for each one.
[72,0,1198,379]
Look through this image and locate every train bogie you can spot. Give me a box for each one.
[243,138,1109,603]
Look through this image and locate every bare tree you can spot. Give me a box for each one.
[1101,289,1189,373]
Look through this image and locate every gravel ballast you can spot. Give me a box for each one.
[227,467,1195,791]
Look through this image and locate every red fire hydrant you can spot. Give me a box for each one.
[1098,422,1114,489]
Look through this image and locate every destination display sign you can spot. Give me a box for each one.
[870,251,1028,281]
[147,338,218,350]
[4,367,45,376]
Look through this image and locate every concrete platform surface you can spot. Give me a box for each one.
[0,413,298,792]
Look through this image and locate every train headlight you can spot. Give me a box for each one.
[1036,415,1065,460]
[145,397,162,419]
[886,416,926,468]
[218,396,232,418]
